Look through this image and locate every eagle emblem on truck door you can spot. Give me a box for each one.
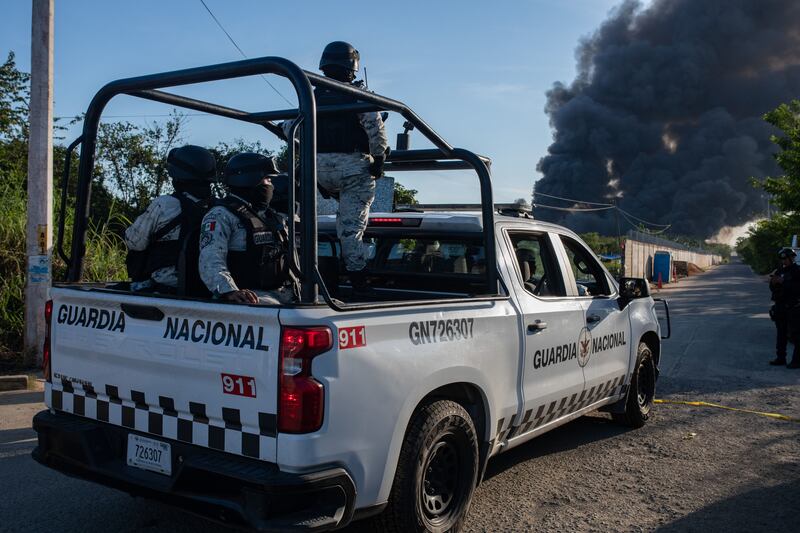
[578,327,592,367]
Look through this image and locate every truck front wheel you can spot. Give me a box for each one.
[613,341,656,428]
[379,400,479,532]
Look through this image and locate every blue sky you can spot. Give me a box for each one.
[2,0,619,203]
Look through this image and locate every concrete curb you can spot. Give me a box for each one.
[0,375,29,392]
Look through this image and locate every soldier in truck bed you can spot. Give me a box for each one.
[198,152,294,305]
[282,41,389,295]
[124,145,216,293]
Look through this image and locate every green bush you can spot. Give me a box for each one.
[0,169,26,358]
[0,168,127,362]
[736,215,798,274]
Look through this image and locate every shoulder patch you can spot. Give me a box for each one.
[202,220,217,232]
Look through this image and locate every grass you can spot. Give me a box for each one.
[0,169,127,368]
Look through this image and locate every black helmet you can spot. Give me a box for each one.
[319,41,360,75]
[779,247,797,259]
[223,152,279,188]
[167,145,216,182]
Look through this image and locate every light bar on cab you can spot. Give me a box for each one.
[368,217,423,227]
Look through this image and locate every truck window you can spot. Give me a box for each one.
[315,233,489,297]
[560,236,612,296]
[508,233,565,297]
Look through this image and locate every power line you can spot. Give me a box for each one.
[617,209,672,234]
[55,113,212,120]
[532,190,613,207]
[615,206,671,228]
[198,0,293,106]
[532,203,616,213]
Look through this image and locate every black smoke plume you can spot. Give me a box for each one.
[534,0,800,238]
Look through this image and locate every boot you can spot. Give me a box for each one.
[348,269,375,300]
[769,356,787,366]
[787,359,800,369]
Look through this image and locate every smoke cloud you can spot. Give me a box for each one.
[534,0,800,238]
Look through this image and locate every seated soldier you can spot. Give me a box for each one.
[125,145,215,292]
[198,153,295,304]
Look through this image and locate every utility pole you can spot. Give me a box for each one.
[613,199,625,277]
[25,0,54,365]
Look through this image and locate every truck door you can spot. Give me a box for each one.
[502,231,586,444]
[558,235,630,403]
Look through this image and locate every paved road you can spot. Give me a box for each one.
[1,261,798,532]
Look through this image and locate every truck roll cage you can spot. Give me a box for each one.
[61,56,498,306]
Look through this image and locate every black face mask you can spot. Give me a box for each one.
[233,180,274,210]
[323,65,355,83]
[173,180,212,200]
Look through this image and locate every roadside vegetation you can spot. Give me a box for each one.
[737,100,800,274]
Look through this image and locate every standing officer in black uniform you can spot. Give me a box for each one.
[198,153,293,304]
[769,247,800,368]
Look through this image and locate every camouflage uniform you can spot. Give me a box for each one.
[198,195,293,305]
[283,111,388,271]
[124,194,192,291]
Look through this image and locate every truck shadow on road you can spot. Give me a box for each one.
[0,390,44,406]
[482,413,626,482]
[656,477,800,532]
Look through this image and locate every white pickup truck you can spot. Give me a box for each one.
[32,57,668,532]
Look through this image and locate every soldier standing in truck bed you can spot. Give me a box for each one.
[283,41,389,296]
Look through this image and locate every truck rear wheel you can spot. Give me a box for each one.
[378,400,479,532]
[613,341,656,428]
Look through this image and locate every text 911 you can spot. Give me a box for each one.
[339,326,366,349]
[221,373,256,398]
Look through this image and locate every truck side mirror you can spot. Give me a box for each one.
[618,277,650,300]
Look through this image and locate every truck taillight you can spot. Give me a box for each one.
[278,327,332,433]
[43,299,53,383]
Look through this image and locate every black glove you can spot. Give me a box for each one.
[368,155,386,179]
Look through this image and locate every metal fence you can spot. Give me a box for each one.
[623,230,721,281]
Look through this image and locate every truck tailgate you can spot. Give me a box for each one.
[46,288,280,462]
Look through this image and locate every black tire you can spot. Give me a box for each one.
[377,400,479,533]
[613,341,656,428]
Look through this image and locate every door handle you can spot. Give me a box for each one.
[527,321,548,333]
[586,314,602,324]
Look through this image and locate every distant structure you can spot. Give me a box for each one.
[317,176,394,215]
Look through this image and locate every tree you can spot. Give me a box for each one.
[758,100,800,214]
[0,52,29,142]
[210,138,277,176]
[94,113,185,214]
[394,181,418,205]
[736,217,794,274]
[737,100,800,273]
[0,52,30,177]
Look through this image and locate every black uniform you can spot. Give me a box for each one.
[771,262,800,365]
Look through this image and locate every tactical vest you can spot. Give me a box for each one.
[315,86,370,154]
[127,193,209,296]
[220,197,289,291]
[776,263,800,309]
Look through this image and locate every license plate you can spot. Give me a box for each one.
[126,434,172,476]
